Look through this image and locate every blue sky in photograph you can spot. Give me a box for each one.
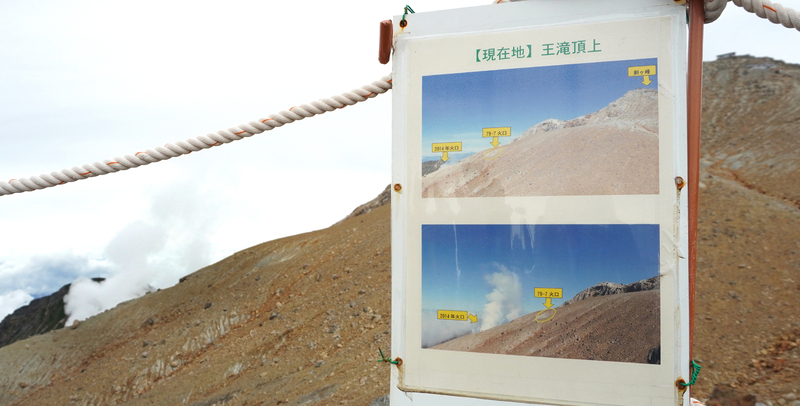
[421,58,657,162]
[421,224,659,316]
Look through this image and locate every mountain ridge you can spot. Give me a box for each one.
[562,276,660,306]
[0,278,105,349]
[421,87,659,197]
[517,88,658,140]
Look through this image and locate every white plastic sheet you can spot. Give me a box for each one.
[391,1,689,405]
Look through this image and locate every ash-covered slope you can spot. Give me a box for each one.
[433,288,660,364]
[0,199,392,406]
[701,56,800,206]
[422,88,658,197]
[693,56,800,401]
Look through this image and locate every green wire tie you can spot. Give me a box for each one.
[400,5,415,27]
[377,348,399,364]
[680,360,702,386]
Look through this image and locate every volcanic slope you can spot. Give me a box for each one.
[0,56,798,406]
[433,284,660,364]
[0,203,393,406]
[421,87,658,198]
[692,56,800,401]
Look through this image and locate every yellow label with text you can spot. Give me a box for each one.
[534,288,563,298]
[437,310,468,321]
[482,127,511,138]
[628,65,656,77]
[432,142,462,153]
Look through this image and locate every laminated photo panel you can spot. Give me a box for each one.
[391,1,689,405]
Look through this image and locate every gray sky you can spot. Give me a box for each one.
[1,0,799,320]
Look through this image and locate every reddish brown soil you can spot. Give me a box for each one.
[434,290,660,364]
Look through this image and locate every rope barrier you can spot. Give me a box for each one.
[492,0,799,29]
[3,0,795,198]
[732,0,800,30]
[0,75,392,197]
[705,0,800,30]
[704,0,729,22]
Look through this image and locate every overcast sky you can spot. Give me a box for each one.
[1,0,799,321]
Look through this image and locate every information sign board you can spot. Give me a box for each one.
[391,1,690,405]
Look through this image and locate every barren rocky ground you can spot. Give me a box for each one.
[693,56,800,405]
[434,289,660,364]
[0,56,798,406]
[422,88,659,197]
[0,205,393,406]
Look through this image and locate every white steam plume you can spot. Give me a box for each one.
[64,276,154,324]
[480,265,523,331]
[64,181,219,325]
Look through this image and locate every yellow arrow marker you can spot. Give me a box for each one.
[534,287,563,309]
[432,142,462,162]
[543,297,553,309]
[437,310,478,323]
[628,65,656,86]
[482,127,511,147]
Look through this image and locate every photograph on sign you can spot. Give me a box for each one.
[420,224,660,364]
[421,58,659,198]
[392,5,688,404]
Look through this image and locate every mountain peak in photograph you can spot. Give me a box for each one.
[422,87,659,197]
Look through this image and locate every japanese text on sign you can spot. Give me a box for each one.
[432,142,462,152]
[437,310,468,321]
[476,45,532,62]
[482,127,511,138]
[541,39,601,56]
[477,40,601,63]
[534,288,564,298]
[628,65,656,76]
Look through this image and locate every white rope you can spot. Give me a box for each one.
[0,75,392,197]
[704,0,729,23]
[497,0,799,29]
[732,0,800,29]
[705,0,800,29]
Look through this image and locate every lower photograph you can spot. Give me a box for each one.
[421,223,661,364]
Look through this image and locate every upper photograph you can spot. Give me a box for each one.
[421,58,659,198]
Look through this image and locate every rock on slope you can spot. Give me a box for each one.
[422,88,658,197]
